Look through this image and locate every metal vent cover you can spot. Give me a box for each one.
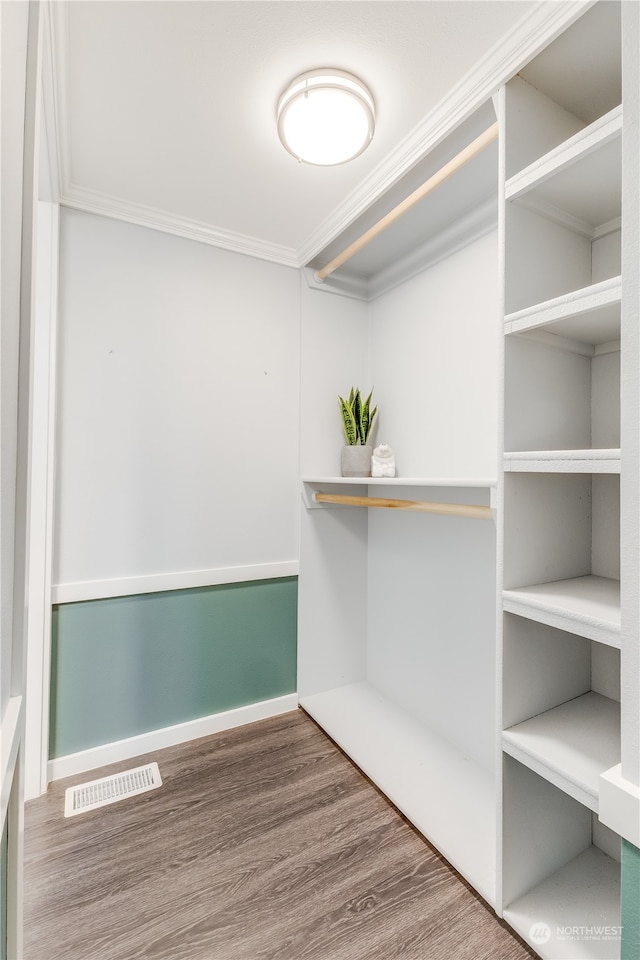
[64,762,162,817]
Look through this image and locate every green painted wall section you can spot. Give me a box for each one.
[49,577,297,758]
[1,816,7,960]
[623,839,640,960]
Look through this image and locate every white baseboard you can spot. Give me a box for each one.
[46,693,299,785]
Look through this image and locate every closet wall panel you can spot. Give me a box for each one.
[55,209,300,589]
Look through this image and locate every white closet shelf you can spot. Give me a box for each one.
[300,682,496,905]
[502,692,620,812]
[504,276,621,345]
[301,476,496,488]
[509,145,621,232]
[504,845,621,960]
[506,105,622,203]
[504,449,620,474]
[503,575,620,647]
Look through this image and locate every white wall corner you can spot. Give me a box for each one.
[599,764,640,848]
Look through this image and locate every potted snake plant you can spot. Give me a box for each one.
[338,387,377,477]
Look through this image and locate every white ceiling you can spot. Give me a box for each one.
[52,1,549,266]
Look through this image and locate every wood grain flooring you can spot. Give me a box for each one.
[24,709,536,960]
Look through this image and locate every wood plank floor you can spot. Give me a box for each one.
[24,710,536,960]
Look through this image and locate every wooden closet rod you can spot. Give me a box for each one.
[314,492,492,520]
[315,121,499,283]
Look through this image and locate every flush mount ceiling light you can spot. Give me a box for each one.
[277,69,375,166]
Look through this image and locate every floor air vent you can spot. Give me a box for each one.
[64,762,162,817]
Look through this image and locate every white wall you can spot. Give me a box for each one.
[369,231,500,481]
[299,281,370,477]
[54,209,300,592]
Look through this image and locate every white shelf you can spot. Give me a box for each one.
[504,449,620,474]
[301,476,496,488]
[506,107,622,231]
[503,575,620,647]
[504,846,621,960]
[504,276,621,346]
[300,681,496,905]
[503,692,620,811]
[506,106,622,203]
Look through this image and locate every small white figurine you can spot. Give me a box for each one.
[371,442,396,478]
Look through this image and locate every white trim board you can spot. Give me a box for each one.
[24,201,59,803]
[599,764,640,848]
[47,694,299,783]
[52,560,299,604]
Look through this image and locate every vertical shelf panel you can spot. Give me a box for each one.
[500,5,624,955]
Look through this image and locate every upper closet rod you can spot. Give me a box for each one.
[314,492,492,520]
[315,121,499,283]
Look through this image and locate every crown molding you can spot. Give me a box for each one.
[59,183,300,267]
[296,0,593,267]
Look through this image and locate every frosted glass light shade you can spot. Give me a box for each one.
[277,69,375,166]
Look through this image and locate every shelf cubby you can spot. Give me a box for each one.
[504,198,620,319]
[504,846,621,960]
[504,92,621,319]
[502,757,620,960]
[506,112,621,231]
[504,3,621,181]
[503,473,620,592]
[502,612,620,808]
[506,107,621,207]
[504,332,620,454]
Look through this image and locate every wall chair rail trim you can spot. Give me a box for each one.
[52,561,300,604]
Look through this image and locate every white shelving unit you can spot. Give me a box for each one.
[298,4,638,958]
[499,5,625,958]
